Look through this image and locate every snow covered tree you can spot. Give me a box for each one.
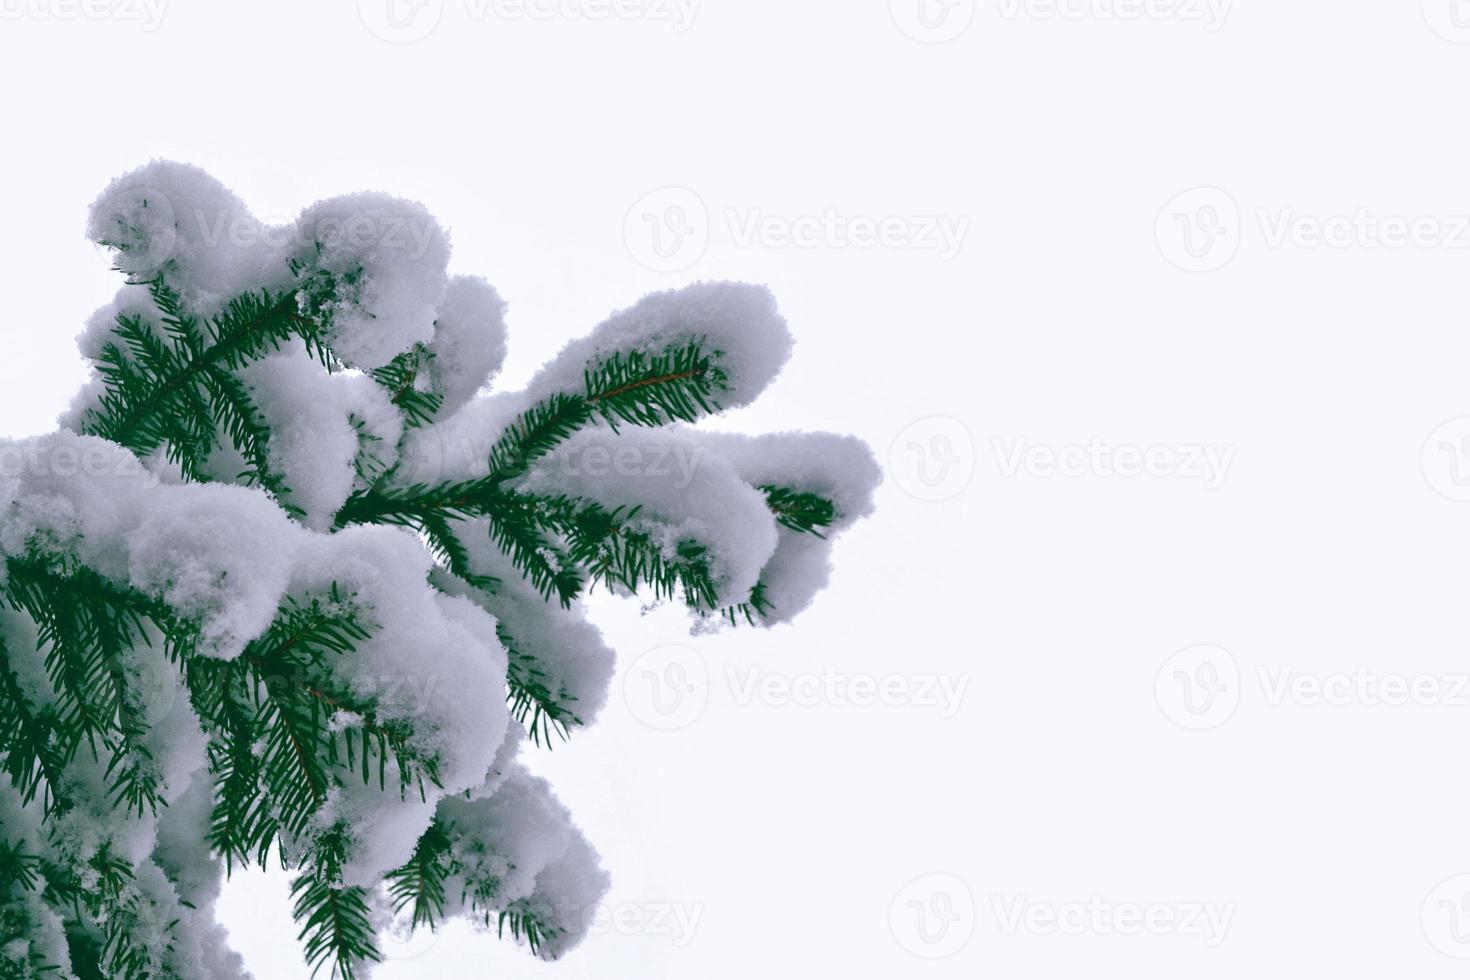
[0,162,878,979]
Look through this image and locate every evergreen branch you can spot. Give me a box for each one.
[291,826,382,980]
[197,361,296,507]
[0,840,42,895]
[419,513,499,592]
[721,580,774,627]
[543,498,720,610]
[2,559,171,817]
[384,822,452,931]
[583,340,726,430]
[189,589,441,871]
[348,414,392,487]
[484,497,583,608]
[0,840,64,978]
[497,622,578,747]
[370,346,442,429]
[484,339,726,483]
[485,392,595,482]
[334,476,498,528]
[81,276,336,482]
[0,634,66,813]
[45,842,173,980]
[496,906,563,959]
[758,485,836,537]
[332,339,730,607]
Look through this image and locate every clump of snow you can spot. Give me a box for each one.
[522,281,792,411]
[435,765,609,957]
[695,430,881,624]
[126,482,298,659]
[514,426,779,610]
[426,276,508,416]
[241,343,403,529]
[291,193,451,370]
[435,532,616,728]
[88,160,280,313]
[285,525,510,885]
[389,391,519,487]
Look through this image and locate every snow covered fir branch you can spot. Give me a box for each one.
[0,162,879,979]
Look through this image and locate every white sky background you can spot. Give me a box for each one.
[6,1,1470,976]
